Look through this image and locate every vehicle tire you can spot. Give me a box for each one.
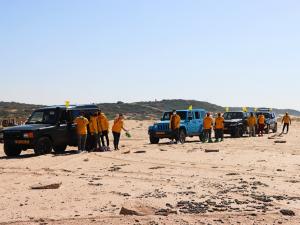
[235,127,241,138]
[4,144,22,157]
[199,132,205,142]
[273,123,278,133]
[53,144,67,153]
[34,137,52,155]
[266,125,270,134]
[179,129,186,144]
[150,135,159,144]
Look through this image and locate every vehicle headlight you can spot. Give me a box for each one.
[23,132,34,139]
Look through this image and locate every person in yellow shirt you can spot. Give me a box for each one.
[203,112,213,143]
[112,114,128,150]
[89,112,98,152]
[170,110,181,144]
[73,112,89,153]
[282,112,292,134]
[98,110,110,150]
[247,112,257,137]
[257,113,265,137]
[214,112,224,142]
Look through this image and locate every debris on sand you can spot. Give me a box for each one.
[149,166,165,170]
[274,140,287,143]
[31,182,62,190]
[226,173,239,176]
[155,208,177,216]
[122,150,130,154]
[280,209,295,216]
[134,150,146,154]
[119,202,156,216]
[83,158,89,162]
[205,149,219,153]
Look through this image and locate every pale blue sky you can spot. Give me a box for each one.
[0,0,299,109]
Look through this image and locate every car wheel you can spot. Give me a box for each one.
[34,137,52,155]
[150,135,159,144]
[4,144,22,157]
[199,132,205,142]
[53,144,67,153]
[235,127,241,138]
[273,123,278,133]
[179,129,186,144]
[266,125,270,134]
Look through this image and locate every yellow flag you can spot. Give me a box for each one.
[188,105,193,110]
[254,108,257,112]
[225,107,229,112]
[65,101,70,108]
[242,107,248,112]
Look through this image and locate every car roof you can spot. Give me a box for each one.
[165,109,206,112]
[35,104,99,111]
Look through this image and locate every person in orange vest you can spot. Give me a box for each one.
[98,110,110,150]
[247,112,257,137]
[112,113,128,150]
[282,112,292,134]
[257,113,265,137]
[88,112,98,152]
[203,112,213,143]
[170,110,181,144]
[74,112,89,153]
[214,112,224,142]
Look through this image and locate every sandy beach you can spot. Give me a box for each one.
[0,120,299,225]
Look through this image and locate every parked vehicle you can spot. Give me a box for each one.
[148,109,207,144]
[223,111,249,138]
[255,108,277,133]
[0,104,99,157]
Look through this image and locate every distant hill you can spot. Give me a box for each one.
[0,100,299,121]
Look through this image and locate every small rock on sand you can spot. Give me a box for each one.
[205,149,219,153]
[31,182,62,190]
[280,209,295,216]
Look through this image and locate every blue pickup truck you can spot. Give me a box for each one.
[148,109,207,144]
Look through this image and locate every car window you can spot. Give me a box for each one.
[162,111,187,121]
[27,109,58,124]
[195,111,200,119]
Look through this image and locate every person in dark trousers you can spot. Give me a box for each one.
[214,112,224,142]
[257,113,265,137]
[97,111,110,150]
[112,114,128,150]
[88,112,99,152]
[170,110,181,144]
[203,112,213,143]
[282,112,292,134]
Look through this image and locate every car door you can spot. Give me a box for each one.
[193,110,202,135]
[52,109,70,147]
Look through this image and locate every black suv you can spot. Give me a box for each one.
[0,104,99,157]
[223,111,249,138]
[255,109,277,134]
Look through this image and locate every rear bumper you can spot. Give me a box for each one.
[148,130,174,139]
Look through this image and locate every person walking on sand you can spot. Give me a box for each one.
[74,112,89,153]
[257,113,265,137]
[214,112,224,142]
[282,112,292,134]
[98,110,110,150]
[247,112,257,137]
[170,110,181,144]
[88,112,99,152]
[203,112,213,143]
[112,114,128,150]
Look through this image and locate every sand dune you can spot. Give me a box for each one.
[0,120,299,225]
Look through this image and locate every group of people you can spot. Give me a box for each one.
[74,111,128,153]
[170,110,292,144]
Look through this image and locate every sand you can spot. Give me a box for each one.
[0,120,300,225]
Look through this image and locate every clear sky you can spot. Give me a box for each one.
[0,0,299,109]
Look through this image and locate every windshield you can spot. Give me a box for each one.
[27,109,58,124]
[223,112,244,120]
[256,112,270,118]
[162,111,187,121]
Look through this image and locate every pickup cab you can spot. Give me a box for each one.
[148,109,207,144]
